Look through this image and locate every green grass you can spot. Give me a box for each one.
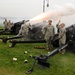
[0,35,75,75]
[0,26,4,29]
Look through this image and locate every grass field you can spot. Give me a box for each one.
[0,28,75,75]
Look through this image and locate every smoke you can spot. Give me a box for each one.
[29,3,75,25]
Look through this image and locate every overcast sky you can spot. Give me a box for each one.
[0,0,75,25]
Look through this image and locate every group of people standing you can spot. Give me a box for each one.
[43,20,66,54]
[3,19,66,54]
[3,19,13,31]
